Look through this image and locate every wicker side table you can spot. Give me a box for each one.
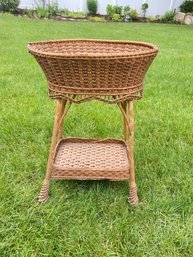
[28,39,158,205]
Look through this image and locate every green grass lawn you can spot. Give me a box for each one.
[0,14,193,256]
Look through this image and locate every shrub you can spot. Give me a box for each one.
[124,5,130,15]
[48,2,58,16]
[112,13,121,22]
[180,0,193,13]
[25,9,34,18]
[106,4,116,19]
[106,4,122,19]
[59,8,69,16]
[87,0,97,15]
[67,12,86,18]
[89,16,105,22]
[142,3,149,17]
[34,1,59,18]
[160,11,175,22]
[0,0,20,13]
[35,6,49,18]
[130,9,138,21]
[147,16,157,22]
[115,5,122,16]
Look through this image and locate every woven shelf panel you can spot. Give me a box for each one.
[28,39,158,102]
[52,138,130,180]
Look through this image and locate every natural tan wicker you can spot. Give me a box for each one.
[52,138,129,180]
[28,39,158,103]
[28,39,159,205]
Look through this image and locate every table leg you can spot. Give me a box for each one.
[58,100,67,140]
[122,102,128,142]
[38,99,64,203]
[128,101,139,205]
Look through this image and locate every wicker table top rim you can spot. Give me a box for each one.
[27,39,159,59]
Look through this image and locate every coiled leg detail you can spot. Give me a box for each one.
[38,183,50,203]
[128,183,139,205]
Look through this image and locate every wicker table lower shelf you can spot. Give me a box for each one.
[51,138,130,181]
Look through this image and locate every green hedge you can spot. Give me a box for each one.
[0,0,20,13]
[180,0,193,13]
[87,0,97,15]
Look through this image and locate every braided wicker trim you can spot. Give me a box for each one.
[28,39,159,59]
[48,81,143,93]
[48,91,142,104]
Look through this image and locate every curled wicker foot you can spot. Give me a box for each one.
[128,183,139,205]
[38,183,50,203]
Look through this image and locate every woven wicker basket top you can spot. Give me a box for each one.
[28,39,158,59]
[28,39,159,103]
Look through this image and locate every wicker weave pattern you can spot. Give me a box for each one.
[52,138,129,180]
[28,39,158,103]
[28,39,159,205]
[28,39,158,57]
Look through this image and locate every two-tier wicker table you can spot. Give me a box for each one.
[28,39,158,205]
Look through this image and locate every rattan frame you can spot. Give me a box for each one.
[28,39,159,205]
